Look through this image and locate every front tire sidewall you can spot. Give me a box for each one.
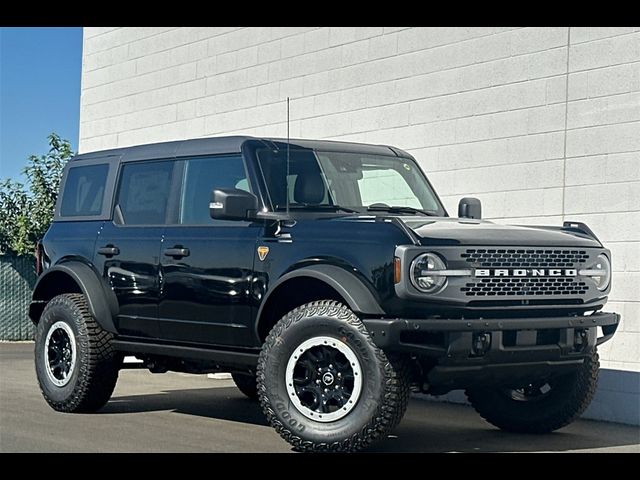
[35,298,90,408]
[259,304,388,447]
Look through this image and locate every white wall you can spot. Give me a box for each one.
[79,27,640,421]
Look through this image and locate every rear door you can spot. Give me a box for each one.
[158,154,260,347]
[93,159,175,339]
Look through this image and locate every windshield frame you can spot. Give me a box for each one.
[245,141,449,218]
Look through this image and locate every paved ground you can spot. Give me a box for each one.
[1,343,638,452]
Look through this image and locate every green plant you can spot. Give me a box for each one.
[0,133,73,255]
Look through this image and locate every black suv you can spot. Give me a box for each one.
[31,136,619,452]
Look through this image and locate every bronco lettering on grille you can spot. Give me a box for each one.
[474,269,578,277]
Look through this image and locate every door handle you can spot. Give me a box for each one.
[97,246,120,256]
[164,247,190,258]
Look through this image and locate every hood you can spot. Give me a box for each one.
[396,217,602,247]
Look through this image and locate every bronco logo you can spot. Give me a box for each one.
[475,268,578,277]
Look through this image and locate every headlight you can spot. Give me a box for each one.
[410,253,447,293]
[579,253,611,291]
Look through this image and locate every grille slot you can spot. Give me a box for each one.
[461,277,588,296]
[460,248,590,298]
[461,249,588,268]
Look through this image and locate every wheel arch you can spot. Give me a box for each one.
[255,265,384,342]
[30,261,118,333]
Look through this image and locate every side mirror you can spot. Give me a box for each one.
[210,188,258,221]
[458,197,482,220]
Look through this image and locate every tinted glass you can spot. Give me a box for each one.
[60,164,109,217]
[116,161,173,225]
[180,155,248,225]
[256,148,444,214]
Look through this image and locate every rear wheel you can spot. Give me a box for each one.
[257,300,410,452]
[466,349,599,433]
[232,373,258,400]
[35,293,121,413]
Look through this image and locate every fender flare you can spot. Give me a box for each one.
[256,264,384,326]
[30,262,118,333]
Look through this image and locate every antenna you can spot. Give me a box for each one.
[286,96,290,216]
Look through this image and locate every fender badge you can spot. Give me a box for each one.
[257,246,270,261]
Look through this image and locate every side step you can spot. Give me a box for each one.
[112,340,259,369]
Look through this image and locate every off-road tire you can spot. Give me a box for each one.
[35,293,120,413]
[466,349,599,433]
[232,373,258,400]
[257,300,410,452]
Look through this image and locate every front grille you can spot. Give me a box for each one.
[461,249,589,268]
[461,277,589,297]
[460,248,590,298]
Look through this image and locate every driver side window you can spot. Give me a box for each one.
[179,155,249,225]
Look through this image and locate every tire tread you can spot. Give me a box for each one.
[466,350,599,433]
[257,300,410,452]
[36,293,119,413]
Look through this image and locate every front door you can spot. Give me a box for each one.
[158,155,260,347]
[93,159,174,339]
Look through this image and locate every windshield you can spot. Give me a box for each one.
[255,147,446,216]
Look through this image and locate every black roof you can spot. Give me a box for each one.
[71,136,413,163]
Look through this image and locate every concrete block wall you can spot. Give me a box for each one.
[79,27,640,423]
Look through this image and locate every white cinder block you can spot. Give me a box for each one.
[526,47,568,80]
[329,27,358,47]
[510,27,568,56]
[257,40,282,64]
[569,31,640,72]
[302,71,330,96]
[355,27,384,41]
[567,71,588,100]
[587,62,640,98]
[303,28,330,54]
[565,152,640,186]
[83,27,119,39]
[341,40,370,67]
[383,27,410,35]
[368,33,398,60]
[564,182,640,214]
[609,273,640,303]
[567,92,640,129]
[571,27,637,45]
[256,83,281,106]
[566,121,640,158]
[609,242,640,273]
[83,44,129,72]
[236,46,259,70]
[280,33,306,59]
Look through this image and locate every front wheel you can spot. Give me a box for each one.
[35,293,121,413]
[466,349,599,433]
[257,301,410,452]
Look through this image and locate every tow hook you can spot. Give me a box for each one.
[574,329,588,352]
[472,332,491,357]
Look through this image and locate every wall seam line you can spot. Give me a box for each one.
[561,26,572,222]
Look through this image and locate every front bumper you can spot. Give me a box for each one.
[363,311,619,392]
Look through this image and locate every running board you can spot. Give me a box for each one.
[112,340,259,369]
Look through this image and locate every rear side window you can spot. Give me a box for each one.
[179,155,249,225]
[116,161,173,225]
[60,164,109,217]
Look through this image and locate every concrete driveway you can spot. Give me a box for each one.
[1,343,638,452]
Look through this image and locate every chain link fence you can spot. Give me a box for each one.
[0,255,36,341]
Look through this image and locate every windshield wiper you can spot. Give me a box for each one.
[366,205,439,216]
[275,204,360,214]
